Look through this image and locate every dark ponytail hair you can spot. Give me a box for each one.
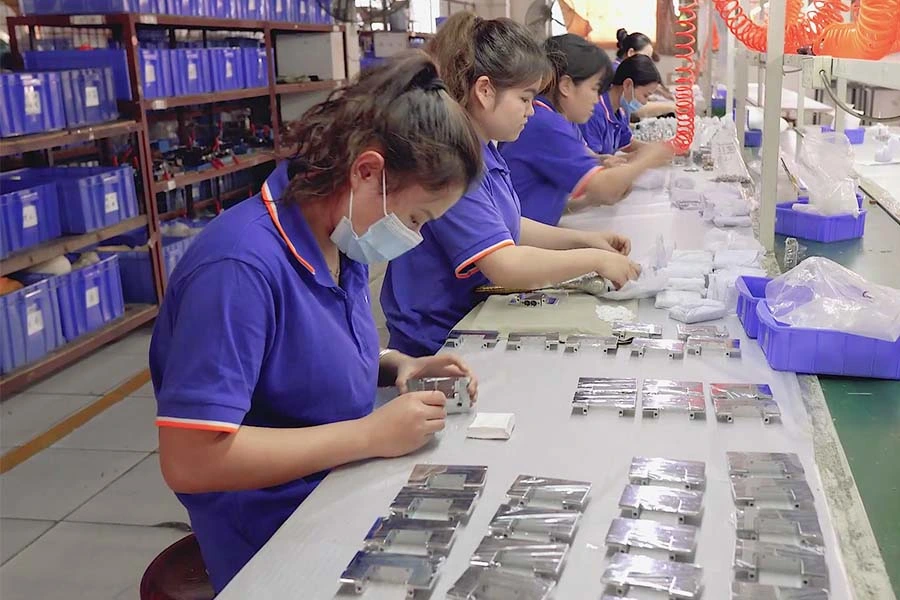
[611,54,662,87]
[616,29,657,61]
[427,12,550,108]
[283,50,482,204]
[542,33,612,104]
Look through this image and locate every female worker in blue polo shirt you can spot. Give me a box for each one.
[501,34,674,226]
[149,53,484,593]
[580,54,668,155]
[381,15,642,358]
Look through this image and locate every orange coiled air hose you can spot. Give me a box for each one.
[713,0,845,53]
[814,0,900,58]
[669,0,698,154]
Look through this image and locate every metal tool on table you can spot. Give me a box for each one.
[407,378,474,414]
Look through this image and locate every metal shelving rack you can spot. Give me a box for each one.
[1,12,349,394]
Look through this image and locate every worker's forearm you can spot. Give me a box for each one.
[377,348,409,387]
[478,246,602,290]
[159,418,375,494]
[519,217,589,250]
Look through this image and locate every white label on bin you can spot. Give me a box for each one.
[85,286,100,309]
[276,0,283,10]
[226,62,234,79]
[249,0,256,9]
[300,1,306,15]
[22,204,39,228]
[104,192,119,214]
[27,306,44,336]
[85,85,100,108]
[145,63,157,84]
[188,63,198,81]
[24,86,42,116]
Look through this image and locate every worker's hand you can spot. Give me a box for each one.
[362,391,447,458]
[603,155,629,168]
[595,251,642,289]
[585,231,632,256]
[637,142,675,168]
[395,354,478,402]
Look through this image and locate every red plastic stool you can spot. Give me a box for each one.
[140,534,215,600]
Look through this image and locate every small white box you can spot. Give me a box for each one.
[467,413,515,440]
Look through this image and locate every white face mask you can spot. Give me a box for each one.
[329,170,424,264]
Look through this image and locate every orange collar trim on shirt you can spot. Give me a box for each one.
[261,182,316,275]
[600,94,615,123]
[534,99,553,112]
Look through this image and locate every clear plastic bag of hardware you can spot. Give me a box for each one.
[795,130,859,217]
[712,120,752,183]
[766,257,900,342]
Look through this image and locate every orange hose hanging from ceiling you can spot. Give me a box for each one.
[668,0,698,154]
[713,0,846,53]
[813,0,900,58]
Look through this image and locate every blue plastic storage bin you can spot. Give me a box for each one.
[0,72,66,138]
[270,0,290,20]
[59,68,119,127]
[19,0,136,14]
[744,129,762,147]
[242,48,269,88]
[820,126,865,145]
[173,49,212,96]
[0,179,62,259]
[775,201,867,243]
[0,279,65,375]
[242,0,268,18]
[756,300,900,379]
[210,49,245,91]
[103,236,193,303]
[24,50,133,101]
[735,275,771,339]
[139,49,174,99]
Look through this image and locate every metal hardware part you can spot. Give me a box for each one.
[715,397,782,424]
[629,456,707,490]
[470,537,569,580]
[363,515,457,556]
[685,336,742,358]
[390,487,478,523]
[506,332,560,351]
[735,508,824,547]
[444,329,500,349]
[641,380,706,420]
[407,464,487,492]
[618,484,704,524]
[731,581,830,600]
[710,383,774,400]
[572,377,638,416]
[338,550,443,597]
[447,566,555,600]
[488,504,581,543]
[601,553,704,599]
[564,334,619,354]
[731,479,816,510]
[728,452,806,480]
[506,474,592,512]
[612,321,663,340]
[605,517,698,562]
[734,540,829,589]
[407,377,473,414]
[508,292,559,307]
[630,338,686,359]
[676,323,729,340]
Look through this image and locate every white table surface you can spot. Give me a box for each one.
[217,169,856,600]
[747,84,835,114]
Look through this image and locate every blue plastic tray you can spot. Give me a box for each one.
[59,68,119,127]
[775,201,866,243]
[210,49,246,91]
[0,72,66,138]
[24,50,133,101]
[242,48,269,88]
[140,49,174,99]
[735,275,771,339]
[756,300,900,379]
[172,49,212,96]
[0,178,62,259]
[19,0,135,14]
[820,126,865,145]
[744,129,762,148]
[0,278,65,375]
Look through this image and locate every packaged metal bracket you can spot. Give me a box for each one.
[601,553,704,599]
[363,515,458,556]
[488,504,581,543]
[629,456,707,490]
[715,397,781,424]
[407,377,473,414]
[564,334,619,354]
[407,464,487,492]
[338,550,442,597]
[390,487,479,523]
[731,479,816,510]
[618,485,704,524]
[505,474,592,511]
[676,323,729,340]
[444,329,500,349]
[731,581,831,600]
[735,508,824,547]
[734,540,829,589]
[685,335,742,357]
[470,536,570,580]
[629,338,686,359]
[572,377,638,416]
[710,383,774,401]
[605,517,698,562]
[641,380,706,420]
[506,332,560,351]
[508,292,560,308]
[612,321,663,340]
[447,566,555,600]
[728,452,806,480]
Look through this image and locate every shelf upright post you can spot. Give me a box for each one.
[735,46,748,146]
[760,0,787,252]
[265,26,282,154]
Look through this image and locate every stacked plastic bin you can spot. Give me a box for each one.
[0,73,66,137]
[19,0,327,20]
[0,179,61,260]
[0,278,65,375]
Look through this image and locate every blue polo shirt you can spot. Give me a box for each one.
[500,96,603,226]
[381,142,521,356]
[149,162,379,593]
[580,91,634,155]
